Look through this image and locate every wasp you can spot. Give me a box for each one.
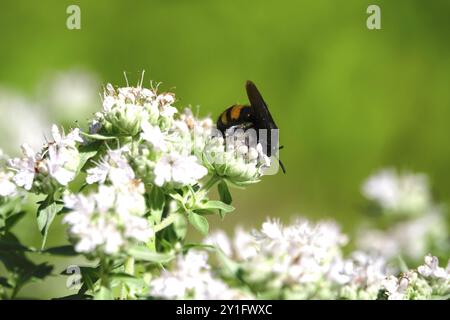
[217,80,286,173]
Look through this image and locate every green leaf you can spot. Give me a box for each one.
[168,192,185,203]
[30,263,54,280]
[94,286,114,300]
[0,198,22,234]
[36,196,63,250]
[81,132,117,141]
[218,181,232,218]
[183,243,216,252]
[199,200,235,214]
[4,211,27,231]
[188,212,209,235]
[72,267,100,294]
[128,246,174,263]
[218,180,232,204]
[53,293,92,300]
[110,273,145,288]
[0,238,33,252]
[173,214,188,239]
[0,276,12,288]
[43,245,78,256]
[76,142,100,174]
[148,187,165,223]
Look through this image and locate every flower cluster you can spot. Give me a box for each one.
[0,150,17,198]
[362,168,431,216]
[63,184,152,254]
[329,252,388,299]
[358,168,448,263]
[382,255,449,300]
[1,78,447,300]
[8,125,83,193]
[63,147,152,254]
[60,82,272,256]
[150,250,249,299]
[151,218,449,300]
[202,134,271,186]
[205,218,349,299]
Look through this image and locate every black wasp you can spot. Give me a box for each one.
[217,80,286,173]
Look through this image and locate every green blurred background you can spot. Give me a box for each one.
[0,0,449,298]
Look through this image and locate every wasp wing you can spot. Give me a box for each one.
[245,80,277,130]
[246,80,283,166]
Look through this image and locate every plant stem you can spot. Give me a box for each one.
[120,256,135,299]
[154,213,177,233]
[202,175,221,192]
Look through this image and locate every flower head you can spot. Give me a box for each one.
[362,169,431,215]
[150,250,250,300]
[63,184,152,255]
[153,152,207,187]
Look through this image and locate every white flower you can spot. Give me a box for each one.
[0,88,50,154]
[382,275,410,300]
[150,250,248,300]
[259,219,284,240]
[51,125,83,148]
[140,121,167,151]
[417,255,449,280]
[63,184,153,255]
[102,96,116,112]
[204,231,232,256]
[203,135,269,185]
[206,218,347,295]
[47,146,77,185]
[0,170,17,197]
[8,144,37,190]
[86,148,135,188]
[154,152,207,187]
[157,93,175,107]
[160,105,177,118]
[362,169,431,214]
[45,125,82,186]
[39,69,99,120]
[357,210,447,261]
[329,252,388,299]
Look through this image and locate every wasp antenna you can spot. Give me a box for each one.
[278,159,286,174]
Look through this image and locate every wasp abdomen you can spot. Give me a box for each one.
[216,104,253,133]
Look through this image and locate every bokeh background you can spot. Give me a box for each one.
[0,0,449,298]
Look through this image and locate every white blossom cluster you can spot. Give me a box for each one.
[60,82,271,255]
[0,150,17,198]
[357,211,447,261]
[203,134,271,186]
[362,168,431,215]
[382,255,449,300]
[0,81,273,258]
[150,250,250,300]
[329,252,389,299]
[151,218,449,300]
[90,84,269,189]
[63,185,152,254]
[8,125,83,193]
[359,169,448,263]
[0,88,50,155]
[205,218,350,299]
[63,147,153,254]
